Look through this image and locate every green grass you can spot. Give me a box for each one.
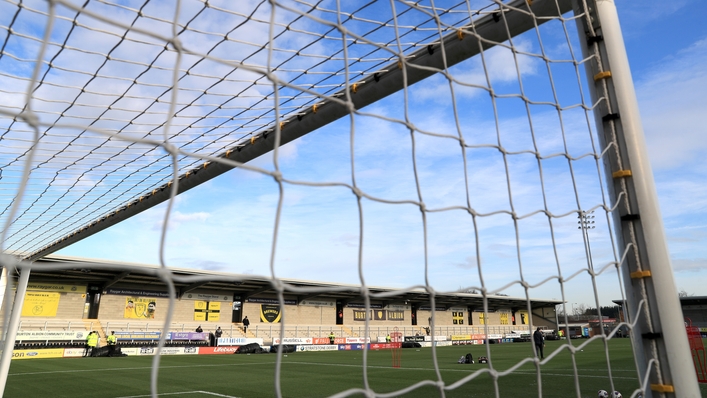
[5,339,707,397]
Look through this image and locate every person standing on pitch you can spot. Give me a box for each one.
[386,334,391,343]
[83,331,93,357]
[242,316,250,334]
[87,331,99,357]
[328,331,335,344]
[533,327,545,359]
[107,331,117,357]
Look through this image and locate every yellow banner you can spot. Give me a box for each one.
[208,302,220,321]
[124,297,157,319]
[193,301,220,321]
[451,335,472,341]
[21,292,60,317]
[518,311,529,325]
[27,283,86,293]
[12,348,64,360]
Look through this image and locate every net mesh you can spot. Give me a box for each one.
[0,0,666,397]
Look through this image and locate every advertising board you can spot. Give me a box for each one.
[217,337,264,346]
[114,331,161,340]
[169,332,208,340]
[200,346,240,355]
[12,348,64,360]
[16,330,86,341]
[272,337,312,345]
[63,348,85,358]
[338,344,364,351]
[298,345,338,352]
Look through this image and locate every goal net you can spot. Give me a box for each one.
[0,0,698,397]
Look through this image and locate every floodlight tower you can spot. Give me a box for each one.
[578,211,596,272]
[577,210,604,334]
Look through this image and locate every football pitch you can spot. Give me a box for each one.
[5,339,706,397]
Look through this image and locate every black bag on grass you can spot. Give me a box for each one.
[237,343,262,354]
[269,344,296,353]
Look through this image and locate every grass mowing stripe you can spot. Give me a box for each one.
[3,339,675,397]
[7,357,640,378]
[8,361,279,376]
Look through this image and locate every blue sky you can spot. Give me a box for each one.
[2,0,703,309]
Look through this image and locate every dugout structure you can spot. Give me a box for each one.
[686,319,707,384]
[0,0,700,397]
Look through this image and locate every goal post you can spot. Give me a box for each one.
[573,0,700,395]
[0,0,700,397]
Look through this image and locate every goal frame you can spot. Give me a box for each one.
[573,0,699,395]
[0,0,700,397]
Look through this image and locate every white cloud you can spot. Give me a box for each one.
[637,38,707,170]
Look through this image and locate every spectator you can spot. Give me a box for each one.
[87,331,99,357]
[215,326,223,340]
[107,331,117,357]
[83,331,93,357]
[242,316,250,334]
[533,327,545,359]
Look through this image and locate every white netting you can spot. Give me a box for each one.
[1,0,690,397]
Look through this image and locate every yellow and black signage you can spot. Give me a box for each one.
[124,297,157,319]
[372,310,386,321]
[21,292,60,317]
[453,311,464,325]
[353,310,368,321]
[388,310,404,321]
[518,311,528,325]
[260,304,281,323]
[194,301,221,321]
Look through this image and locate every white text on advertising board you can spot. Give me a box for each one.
[298,345,338,352]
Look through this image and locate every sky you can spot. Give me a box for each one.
[1,0,704,310]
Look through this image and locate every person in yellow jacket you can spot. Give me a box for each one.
[83,331,92,357]
[87,331,99,357]
[106,331,118,357]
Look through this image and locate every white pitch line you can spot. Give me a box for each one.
[8,361,276,376]
[117,390,240,398]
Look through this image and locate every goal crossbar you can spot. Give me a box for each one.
[24,0,573,262]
